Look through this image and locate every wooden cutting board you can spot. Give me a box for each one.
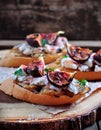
[0,50,101,130]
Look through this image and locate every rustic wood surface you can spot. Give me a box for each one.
[0,88,101,130]
[0,0,101,40]
[0,46,101,130]
[0,40,101,47]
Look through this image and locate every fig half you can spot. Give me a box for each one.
[26,33,42,47]
[67,44,92,62]
[41,31,65,45]
[47,70,76,87]
[26,56,45,77]
[94,49,101,63]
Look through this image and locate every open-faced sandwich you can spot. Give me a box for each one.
[0,56,90,105]
[0,31,68,67]
[46,44,101,81]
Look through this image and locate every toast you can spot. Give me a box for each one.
[0,31,68,67]
[0,56,90,106]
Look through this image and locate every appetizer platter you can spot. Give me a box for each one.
[0,32,101,130]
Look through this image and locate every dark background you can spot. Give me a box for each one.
[0,0,101,40]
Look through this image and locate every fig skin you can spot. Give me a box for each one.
[47,70,75,88]
[67,44,92,63]
[26,66,42,77]
[25,57,44,77]
[41,31,65,44]
[94,49,101,63]
[26,33,42,47]
[26,31,65,47]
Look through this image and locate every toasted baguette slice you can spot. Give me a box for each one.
[0,78,90,106]
[46,60,101,81]
[0,49,66,67]
[0,52,34,67]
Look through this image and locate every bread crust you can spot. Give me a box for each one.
[0,54,34,67]
[0,78,14,95]
[0,50,66,67]
[60,68,101,81]
[0,78,89,106]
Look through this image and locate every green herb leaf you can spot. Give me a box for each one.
[62,55,68,59]
[42,39,48,46]
[80,79,87,86]
[14,68,25,76]
[76,79,80,84]
[45,68,55,72]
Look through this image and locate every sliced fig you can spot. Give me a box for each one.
[67,44,92,62]
[41,31,65,45]
[47,70,76,87]
[26,33,42,47]
[94,49,101,63]
[25,56,45,77]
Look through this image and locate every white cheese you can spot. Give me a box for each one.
[18,43,28,52]
[49,84,60,91]
[30,76,48,86]
[23,48,33,55]
[32,47,43,54]
[68,79,86,94]
[44,44,60,54]
[54,68,60,71]
[95,65,101,72]
[44,44,51,53]
[78,65,89,72]
[18,37,68,55]
[18,43,43,55]
[61,58,78,69]
[18,76,27,82]
[55,37,68,49]
[18,43,33,55]
[84,53,94,67]
[12,75,17,80]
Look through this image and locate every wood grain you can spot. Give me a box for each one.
[0,1,101,40]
